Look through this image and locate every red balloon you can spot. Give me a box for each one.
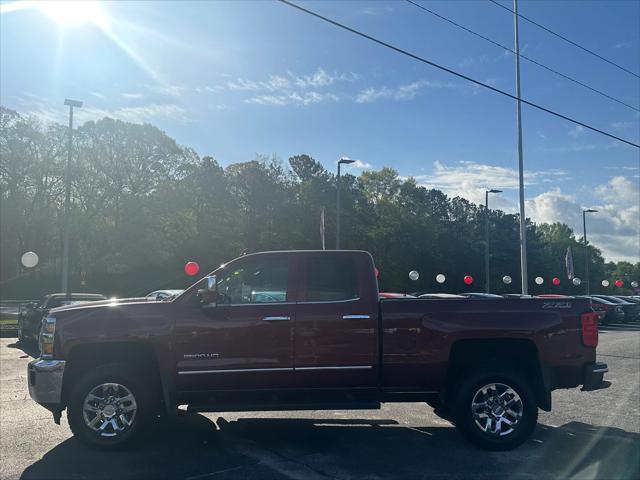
[184,261,200,276]
[552,277,560,286]
[464,275,473,285]
[615,279,624,287]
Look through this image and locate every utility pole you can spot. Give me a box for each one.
[513,0,528,295]
[62,98,83,299]
[583,209,597,295]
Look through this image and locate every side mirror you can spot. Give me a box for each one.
[198,275,218,308]
[206,275,217,292]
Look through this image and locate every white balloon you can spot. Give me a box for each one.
[572,277,582,286]
[436,274,446,284]
[601,280,610,287]
[21,251,39,268]
[409,270,419,281]
[631,281,639,288]
[502,275,512,285]
[535,276,544,285]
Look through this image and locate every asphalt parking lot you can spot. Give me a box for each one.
[1,326,639,480]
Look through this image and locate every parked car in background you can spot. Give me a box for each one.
[417,293,466,299]
[379,292,416,299]
[591,295,640,322]
[145,289,184,301]
[461,293,504,299]
[615,296,640,305]
[536,294,574,298]
[577,296,625,325]
[18,293,107,342]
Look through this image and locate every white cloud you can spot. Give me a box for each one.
[526,177,640,262]
[152,84,185,97]
[227,68,356,94]
[78,103,190,124]
[412,161,638,261]
[614,41,633,49]
[568,125,585,137]
[196,85,224,94]
[223,68,357,107]
[293,69,358,89]
[412,160,569,207]
[122,93,144,99]
[227,78,261,91]
[355,80,461,104]
[90,92,105,99]
[244,91,338,107]
[348,159,372,170]
[611,121,633,130]
[208,104,229,111]
[360,5,394,16]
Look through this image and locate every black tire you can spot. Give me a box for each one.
[67,364,152,450]
[17,318,25,342]
[453,365,538,451]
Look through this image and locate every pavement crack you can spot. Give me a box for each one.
[598,354,640,360]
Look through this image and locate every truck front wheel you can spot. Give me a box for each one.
[67,364,151,449]
[453,366,538,451]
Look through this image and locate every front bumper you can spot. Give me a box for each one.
[581,362,610,391]
[28,358,65,406]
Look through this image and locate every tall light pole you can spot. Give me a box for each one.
[336,157,355,249]
[485,189,502,293]
[513,0,529,295]
[62,98,83,299]
[583,208,597,295]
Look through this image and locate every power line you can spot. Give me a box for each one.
[277,0,639,149]
[405,0,639,112]
[488,0,640,79]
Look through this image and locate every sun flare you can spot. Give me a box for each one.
[36,1,110,28]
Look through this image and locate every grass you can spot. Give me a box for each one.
[0,318,18,325]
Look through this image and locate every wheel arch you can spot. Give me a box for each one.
[61,341,171,416]
[446,338,551,411]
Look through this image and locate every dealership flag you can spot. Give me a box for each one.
[320,207,326,250]
[565,246,575,280]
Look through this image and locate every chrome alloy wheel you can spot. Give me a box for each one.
[471,383,523,436]
[82,383,137,437]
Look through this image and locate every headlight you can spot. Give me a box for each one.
[39,316,56,358]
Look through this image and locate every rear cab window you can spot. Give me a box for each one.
[304,254,360,302]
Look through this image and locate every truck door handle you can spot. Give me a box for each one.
[262,316,291,322]
[342,314,371,320]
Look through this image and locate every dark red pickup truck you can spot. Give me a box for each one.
[28,250,608,450]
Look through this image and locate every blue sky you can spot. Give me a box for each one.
[1,0,639,261]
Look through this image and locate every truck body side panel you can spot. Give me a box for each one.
[380,298,595,391]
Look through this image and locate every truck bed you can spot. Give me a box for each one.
[379,297,595,392]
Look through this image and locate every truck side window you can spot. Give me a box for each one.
[216,257,290,304]
[306,256,358,302]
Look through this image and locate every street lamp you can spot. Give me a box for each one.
[336,157,355,249]
[583,208,597,295]
[485,189,502,293]
[61,98,83,299]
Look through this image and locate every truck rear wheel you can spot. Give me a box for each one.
[67,364,151,449]
[453,365,538,451]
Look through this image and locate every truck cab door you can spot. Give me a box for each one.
[174,254,296,393]
[294,252,378,389]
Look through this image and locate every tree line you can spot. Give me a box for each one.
[1,106,637,299]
